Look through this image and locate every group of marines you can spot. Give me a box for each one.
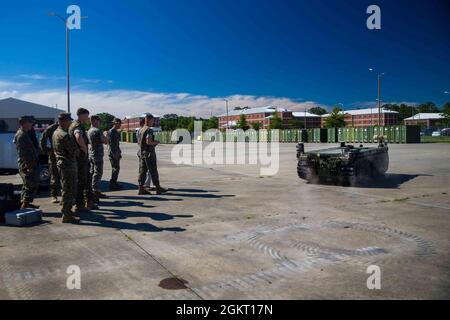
[13,109,166,224]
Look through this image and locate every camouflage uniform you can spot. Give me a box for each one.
[39,123,61,198]
[108,127,121,184]
[69,120,91,207]
[87,126,104,193]
[138,126,161,188]
[14,128,39,204]
[52,126,79,215]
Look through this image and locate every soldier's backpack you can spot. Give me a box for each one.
[0,183,21,223]
[4,209,43,226]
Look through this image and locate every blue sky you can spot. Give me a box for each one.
[0,0,448,117]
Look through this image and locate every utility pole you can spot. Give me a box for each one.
[369,68,385,128]
[304,107,307,129]
[377,74,381,127]
[49,11,87,113]
[225,99,230,129]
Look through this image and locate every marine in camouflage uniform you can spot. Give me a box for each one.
[53,113,80,223]
[87,115,106,201]
[39,122,61,203]
[108,118,122,190]
[68,108,94,211]
[14,116,40,209]
[138,113,167,195]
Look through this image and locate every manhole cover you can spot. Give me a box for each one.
[159,277,189,290]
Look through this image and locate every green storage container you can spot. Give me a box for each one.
[345,127,355,143]
[337,128,345,142]
[128,132,137,143]
[313,128,327,143]
[362,127,369,143]
[354,128,362,143]
[297,129,307,142]
[307,129,314,143]
[121,131,127,142]
[259,130,268,142]
[327,128,338,143]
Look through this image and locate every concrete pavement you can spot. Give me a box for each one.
[0,142,449,299]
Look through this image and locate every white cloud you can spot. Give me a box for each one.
[0,80,30,89]
[1,86,330,118]
[17,74,65,81]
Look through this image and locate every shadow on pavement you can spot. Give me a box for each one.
[356,173,431,189]
[311,173,430,189]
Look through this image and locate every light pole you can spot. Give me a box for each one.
[224,99,230,129]
[369,68,385,127]
[48,12,87,113]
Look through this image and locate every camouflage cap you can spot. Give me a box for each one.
[18,115,36,124]
[58,112,73,122]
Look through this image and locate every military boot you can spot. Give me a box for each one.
[50,196,59,204]
[21,202,40,209]
[62,213,80,224]
[96,191,108,199]
[74,204,89,213]
[138,186,152,195]
[155,187,168,195]
[109,180,119,191]
[86,199,99,210]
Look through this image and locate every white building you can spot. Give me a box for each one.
[0,97,62,132]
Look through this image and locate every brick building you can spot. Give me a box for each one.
[122,114,161,132]
[291,111,322,128]
[218,106,294,129]
[321,108,400,127]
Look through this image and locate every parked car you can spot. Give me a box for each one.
[431,131,441,137]
[420,128,435,136]
[440,128,450,136]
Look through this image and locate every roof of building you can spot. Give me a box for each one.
[123,114,161,120]
[292,111,321,118]
[322,108,399,117]
[0,97,62,119]
[218,106,290,117]
[404,113,444,121]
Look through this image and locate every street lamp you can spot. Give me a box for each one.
[224,99,230,129]
[369,68,385,127]
[48,12,87,113]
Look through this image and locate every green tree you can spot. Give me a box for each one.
[417,102,439,113]
[269,112,284,130]
[205,117,218,130]
[97,112,116,131]
[324,107,345,128]
[251,122,262,131]
[161,114,179,131]
[187,119,195,132]
[237,114,249,130]
[308,106,327,116]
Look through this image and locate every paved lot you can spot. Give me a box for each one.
[1,142,449,299]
